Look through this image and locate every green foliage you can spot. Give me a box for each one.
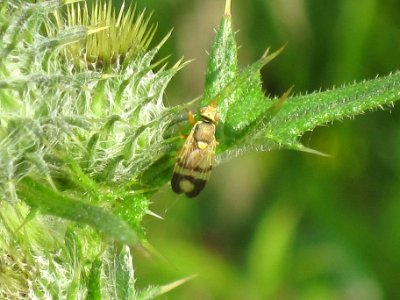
[1,0,400,299]
[199,6,400,161]
[0,0,183,297]
[18,177,139,245]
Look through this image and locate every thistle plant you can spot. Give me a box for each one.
[0,0,186,298]
[1,0,400,299]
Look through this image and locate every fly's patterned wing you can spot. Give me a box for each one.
[171,122,216,198]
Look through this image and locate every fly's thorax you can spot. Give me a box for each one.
[194,122,215,149]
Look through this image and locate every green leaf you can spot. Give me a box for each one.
[203,8,237,122]
[115,246,135,300]
[17,177,138,245]
[202,2,284,149]
[264,72,400,148]
[86,259,102,300]
[202,2,400,158]
[218,48,285,149]
[136,275,196,300]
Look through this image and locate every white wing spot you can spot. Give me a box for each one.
[197,141,208,150]
[180,179,194,193]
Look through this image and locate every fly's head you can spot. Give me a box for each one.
[200,101,218,125]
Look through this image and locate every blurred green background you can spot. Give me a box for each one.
[96,0,400,299]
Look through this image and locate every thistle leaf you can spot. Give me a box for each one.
[201,1,400,161]
[17,177,138,245]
